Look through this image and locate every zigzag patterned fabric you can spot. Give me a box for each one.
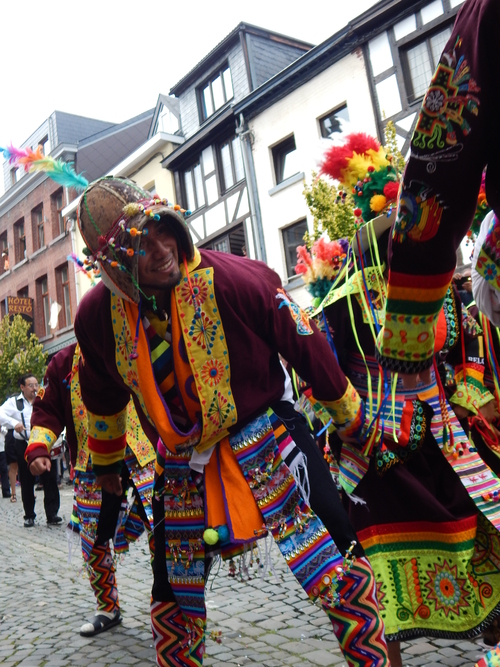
[476,645,500,667]
[151,600,203,667]
[231,412,389,667]
[153,410,388,665]
[324,556,389,667]
[87,543,119,613]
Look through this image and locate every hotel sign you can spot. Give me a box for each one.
[7,296,33,316]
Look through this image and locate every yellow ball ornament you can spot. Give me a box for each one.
[203,528,219,545]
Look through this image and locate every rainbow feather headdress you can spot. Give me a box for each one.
[0,144,89,192]
[295,237,349,304]
[319,132,400,225]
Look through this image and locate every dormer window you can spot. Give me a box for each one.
[199,66,233,121]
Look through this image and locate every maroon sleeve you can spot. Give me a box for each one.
[378,0,500,373]
[26,346,74,466]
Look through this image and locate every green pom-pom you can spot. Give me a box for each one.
[82,247,92,256]
[203,528,219,545]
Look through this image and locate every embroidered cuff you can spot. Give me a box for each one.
[376,270,453,373]
[87,409,127,468]
[310,379,362,428]
[450,364,494,414]
[25,426,57,465]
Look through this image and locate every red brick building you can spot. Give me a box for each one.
[0,109,154,355]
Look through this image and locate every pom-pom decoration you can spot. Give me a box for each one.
[217,524,230,543]
[318,132,400,223]
[203,528,219,545]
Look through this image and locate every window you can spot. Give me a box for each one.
[319,105,350,139]
[272,135,300,185]
[403,26,452,102]
[51,189,65,237]
[56,263,72,328]
[38,135,50,156]
[14,218,26,263]
[144,181,156,196]
[0,232,8,274]
[37,276,50,337]
[184,163,206,212]
[219,136,245,192]
[202,223,246,256]
[32,205,44,250]
[157,106,179,135]
[10,167,22,186]
[199,66,233,121]
[282,220,308,278]
[18,286,29,298]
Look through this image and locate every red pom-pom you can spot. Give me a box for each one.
[367,165,375,173]
[345,133,380,156]
[383,180,400,201]
[98,235,107,246]
[354,208,362,217]
[320,145,353,180]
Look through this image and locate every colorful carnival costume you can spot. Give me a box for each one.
[374,0,500,375]
[64,176,390,667]
[25,343,155,636]
[316,242,500,645]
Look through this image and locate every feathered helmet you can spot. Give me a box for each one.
[319,132,399,255]
[319,132,400,224]
[77,177,194,304]
[0,144,194,304]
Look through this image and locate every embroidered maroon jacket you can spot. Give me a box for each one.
[74,250,360,473]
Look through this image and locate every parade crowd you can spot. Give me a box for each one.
[3,1,500,666]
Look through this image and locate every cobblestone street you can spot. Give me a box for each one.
[0,486,494,666]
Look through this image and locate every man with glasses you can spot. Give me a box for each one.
[0,374,61,527]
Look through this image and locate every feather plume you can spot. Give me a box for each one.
[29,156,88,192]
[320,145,353,181]
[5,144,29,165]
[345,133,380,155]
[17,146,44,171]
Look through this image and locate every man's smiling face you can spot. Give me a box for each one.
[138,219,182,296]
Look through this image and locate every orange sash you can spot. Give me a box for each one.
[124,298,263,539]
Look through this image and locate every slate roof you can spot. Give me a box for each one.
[75,110,154,183]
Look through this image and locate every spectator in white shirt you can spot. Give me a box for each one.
[0,374,61,527]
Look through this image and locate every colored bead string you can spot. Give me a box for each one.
[311,540,357,608]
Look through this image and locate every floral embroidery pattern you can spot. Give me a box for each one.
[413,36,480,152]
[176,268,237,449]
[200,359,225,387]
[189,311,217,351]
[180,276,208,309]
[425,560,470,617]
[276,288,313,336]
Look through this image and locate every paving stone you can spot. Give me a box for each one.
[0,485,493,666]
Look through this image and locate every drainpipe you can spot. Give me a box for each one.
[236,113,266,263]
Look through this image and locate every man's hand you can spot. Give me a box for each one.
[400,368,433,390]
[29,457,51,475]
[14,422,25,434]
[479,399,500,424]
[96,473,123,496]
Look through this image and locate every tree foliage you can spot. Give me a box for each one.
[303,174,356,248]
[0,315,48,404]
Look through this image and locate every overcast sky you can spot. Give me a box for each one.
[0,0,379,148]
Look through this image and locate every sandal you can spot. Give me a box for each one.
[80,610,121,637]
[10,494,16,502]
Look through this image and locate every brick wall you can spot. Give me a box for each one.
[0,177,77,346]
